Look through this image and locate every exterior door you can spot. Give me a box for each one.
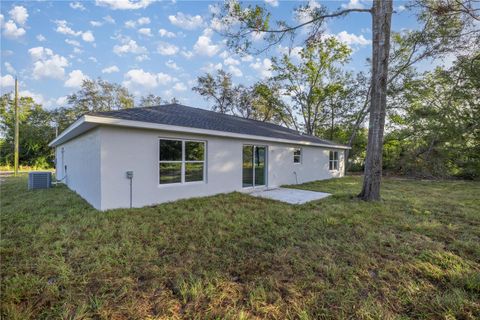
[242,145,266,187]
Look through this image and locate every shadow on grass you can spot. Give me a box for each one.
[1,175,479,319]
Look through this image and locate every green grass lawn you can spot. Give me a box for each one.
[1,176,479,319]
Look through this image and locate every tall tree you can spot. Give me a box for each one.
[0,94,55,167]
[138,94,164,107]
[193,70,290,123]
[193,70,236,114]
[215,0,478,200]
[270,37,351,135]
[67,78,134,115]
[358,0,393,200]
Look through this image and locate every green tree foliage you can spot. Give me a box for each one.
[193,70,290,124]
[270,37,351,135]
[138,94,165,108]
[385,54,480,179]
[0,94,55,168]
[0,79,175,167]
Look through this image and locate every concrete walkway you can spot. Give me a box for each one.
[248,187,331,204]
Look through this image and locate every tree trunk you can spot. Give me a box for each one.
[358,0,392,201]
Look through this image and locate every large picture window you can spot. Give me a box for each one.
[159,139,205,184]
[329,151,339,171]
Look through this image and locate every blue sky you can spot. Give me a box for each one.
[0,0,415,110]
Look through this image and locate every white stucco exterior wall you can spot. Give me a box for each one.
[55,128,101,209]
[96,126,345,210]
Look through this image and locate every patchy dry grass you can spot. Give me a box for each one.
[1,176,479,319]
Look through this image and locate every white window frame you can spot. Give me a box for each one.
[293,147,302,164]
[158,138,206,185]
[329,150,339,171]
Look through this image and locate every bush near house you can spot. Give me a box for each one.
[1,176,479,319]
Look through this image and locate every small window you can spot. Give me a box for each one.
[159,139,206,184]
[293,148,302,163]
[329,151,339,171]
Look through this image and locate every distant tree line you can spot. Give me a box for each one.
[192,40,479,179]
[0,79,174,169]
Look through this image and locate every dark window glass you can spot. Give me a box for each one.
[329,151,339,170]
[185,162,204,182]
[159,140,182,161]
[294,148,301,163]
[159,163,182,184]
[242,145,253,187]
[254,146,266,186]
[185,141,205,161]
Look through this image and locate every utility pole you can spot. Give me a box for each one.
[14,78,19,176]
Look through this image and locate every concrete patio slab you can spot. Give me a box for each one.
[248,187,331,204]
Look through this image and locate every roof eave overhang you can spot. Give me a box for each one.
[49,115,351,149]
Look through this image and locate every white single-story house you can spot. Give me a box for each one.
[49,104,349,210]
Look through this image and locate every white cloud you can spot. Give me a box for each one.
[88,56,98,63]
[157,42,179,55]
[278,45,303,60]
[90,20,103,27]
[224,57,240,66]
[113,38,147,55]
[54,20,82,36]
[193,29,220,57]
[73,47,83,55]
[103,15,115,24]
[29,46,52,60]
[241,55,254,62]
[396,5,406,12]
[3,20,26,39]
[125,16,150,29]
[125,20,136,28]
[165,60,180,70]
[181,50,194,59]
[219,50,229,59]
[4,62,15,74]
[56,96,68,106]
[95,0,153,10]
[82,30,95,42]
[70,2,86,11]
[137,17,150,25]
[228,65,243,77]
[20,90,48,106]
[251,31,265,42]
[135,54,150,62]
[296,0,321,24]
[208,4,221,15]
[201,62,222,73]
[29,47,69,80]
[9,6,28,25]
[173,82,187,91]
[54,20,95,42]
[138,28,152,37]
[342,0,364,9]
[0,74,15,87]
[102,65,120,73]
[36,34,46,42]
[335,31,370,46]
[250,58,273,78]
[169,12,203,30]
[159,28,176,38]
[122,69,173,89]
[65,39,81,47]
[65,69,89,88]
[264,0,279,7]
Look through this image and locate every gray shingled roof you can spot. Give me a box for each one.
[88,103,346,147]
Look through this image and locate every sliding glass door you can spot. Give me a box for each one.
[242,145,266,188]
